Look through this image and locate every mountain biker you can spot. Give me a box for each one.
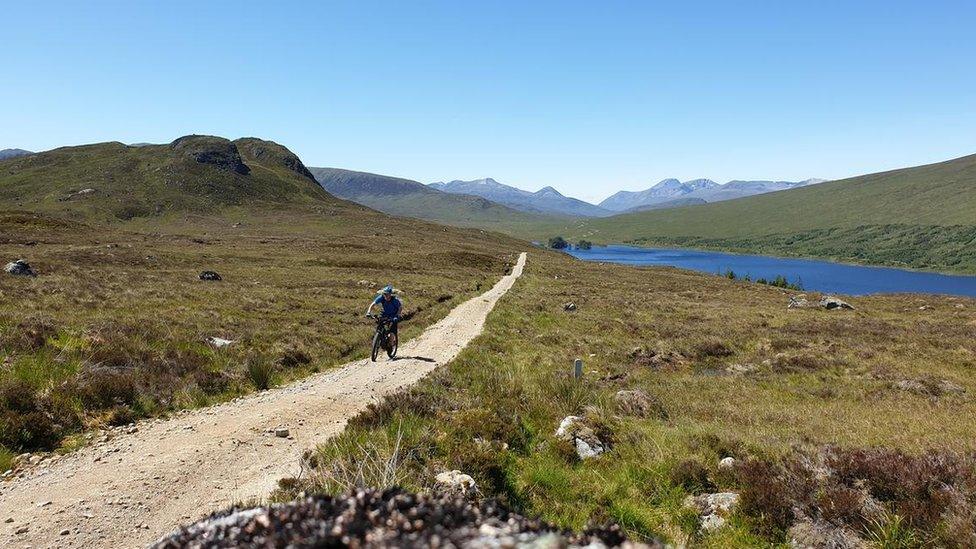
[365,284,402,341]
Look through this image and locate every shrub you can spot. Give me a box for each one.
[548,236,569,250]
[670,459,716,494]
[0,378,80,451]
[246,357,275,391]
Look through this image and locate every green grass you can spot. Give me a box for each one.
[510,153,976,272]
[285,250,976,546]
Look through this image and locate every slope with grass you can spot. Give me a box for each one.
[283,250,976,547]
[310,167,552,228]
[535,153,976,272]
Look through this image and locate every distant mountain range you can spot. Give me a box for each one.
[599,178,826,212]
[0,148,33,161]
[311,168,550,227]
[429,178,613,217]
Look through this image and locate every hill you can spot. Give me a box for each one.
[599,177,823,211]
[430,177,612,217]
[310,167,550,228]
[0,149,33,161]
[546,153,976,272]
[0,136,347,222]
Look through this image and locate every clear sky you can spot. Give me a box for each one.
[3,1,975,202]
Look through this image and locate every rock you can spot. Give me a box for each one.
[555,416,607,459]
[893,377,965,397]
[434,470,478,498]
[718,457,736,469]
[5,259,37,277]
[199,271,222,281]
[684,492,740,533]
[820,296,854,310]
[63,188,97,200]
[15,526,28,535]
[356,280,374,287]
[726,363,758,375]
[614,390,667,419]
[207,337,234,348]
[563,302,577,311]
[153,489,658,548]
[788,294,812,309]
[60,528,70,535]
[788,519,867,548]
[4,517,13,523]
[275,428,290,438]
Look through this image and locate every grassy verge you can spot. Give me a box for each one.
[281,250,976,546]
[0,211,522,462]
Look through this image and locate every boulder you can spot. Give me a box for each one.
[207,337,234,348]
[433,470,478,498]
[684,492,739,533]
[5,260,37,277]
[718,457,736,469]
[788,294,813,309]
[563,302,577,311]
[614,390,667,419]
[555,416,607,459]
[199,271,222,281]
[274,428,290,438]
[820,296,854,310]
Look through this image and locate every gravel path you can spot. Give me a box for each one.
[0,252,526,549]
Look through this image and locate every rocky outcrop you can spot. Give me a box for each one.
[234,138,316,181]
[170,135,250,175]
[434,470,478,498]
[555,416,608,459]
[684,492,739,533]
[820,296,854,310]
[152,489,655,548]
[788,519,867,548]
[199,271,222,281]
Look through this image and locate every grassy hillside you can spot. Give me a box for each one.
[0,136,344,222]
[282,250,976,546]
[310,167,555,229]
[0,137,527,470]
[525,153,976,272]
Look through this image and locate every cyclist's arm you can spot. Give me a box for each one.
[365,299,377,316]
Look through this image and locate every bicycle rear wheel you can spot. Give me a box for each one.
[387,333,398,359]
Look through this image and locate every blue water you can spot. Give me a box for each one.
[565,245,976,297]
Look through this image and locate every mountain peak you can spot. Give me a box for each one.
[535,186,563,197]
[0,148,35,161]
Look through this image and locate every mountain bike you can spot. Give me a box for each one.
[367,313,398,361]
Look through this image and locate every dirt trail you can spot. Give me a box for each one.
[0,252,527,549]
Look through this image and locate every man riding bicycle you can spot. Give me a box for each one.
[365,284,402,341]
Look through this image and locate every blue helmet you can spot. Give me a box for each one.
[382,284,394,295]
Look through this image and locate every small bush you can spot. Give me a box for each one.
[278,345,312,369]
[246,357,275,390]
[693,339,734,359]
[670,459,716,494]
[0,378,80,451]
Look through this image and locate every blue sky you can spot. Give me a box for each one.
[3,1,975,202]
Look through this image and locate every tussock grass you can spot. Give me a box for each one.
[289,250,976,545]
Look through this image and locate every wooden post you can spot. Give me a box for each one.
[574,358,583,380]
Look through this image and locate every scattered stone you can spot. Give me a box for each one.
[726,363,758,375]
[152,489,654,548]
[563,302,577,311]
[555,416,608,459]
[684,492,740,533]
[820,296,854,310]
[199,271,222,281]
[788,294,813,309]
[613,390,667,419]
[63,188,97,200]
[718,457,736,469]
[433,470,478,498]
[15,526,28,535]
[356,280,374,287]
[36,500,52,508]
[274,428,290,438]
[5,259,37,277]
[207,337,234,348]
[4,517,13,523]
[60,528,70,535]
